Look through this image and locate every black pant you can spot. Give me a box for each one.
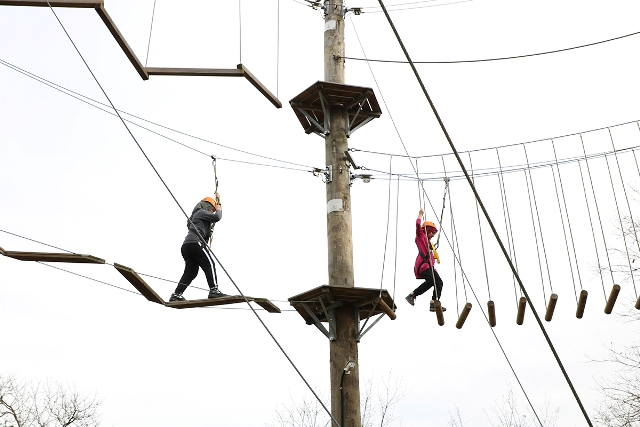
[175,243,217,294]
[413,267,443,301]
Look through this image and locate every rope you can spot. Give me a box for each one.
[580,135,616,300]
[44,4,338,424]
[469,154,491,301]
[523,145,554,300]
[416,159,423,210]
[379,155,394,297]
[435,168,449,249]
[277,0,280,98]
[392,176,400,308]
[496,149,521,305]
[608,129,640,298]
[144,0,158,67]
[551,140,582,303]
[238,0,242,63]
[603,151,636,293]
[447,179,468,304]
[212,156,219,193]
[546,141,576,299]
[376,2,594,424]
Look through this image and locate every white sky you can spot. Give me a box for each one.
[2,0,640,426]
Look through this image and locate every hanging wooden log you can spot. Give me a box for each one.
[576,290,588,319]
[434,300,445,326]
[604,284,621,314]
[488,300,496,327]
[516,297,527,325]
[635,295,640,310]
[545,293,558,322]
[455,302,472,329]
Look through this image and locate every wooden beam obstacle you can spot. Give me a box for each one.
[0,0,282,107]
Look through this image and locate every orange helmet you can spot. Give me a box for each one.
[202,196,217,208]
[421,221,437,232]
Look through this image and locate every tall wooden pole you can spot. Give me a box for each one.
[324,1,361,426]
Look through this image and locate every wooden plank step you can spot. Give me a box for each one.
[0,0,102,7]
[114,263,164,305]
[1,249,105,264]
[253,298,281,313]
[165,295,251,309]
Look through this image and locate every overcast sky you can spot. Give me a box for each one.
[2,0,640,426]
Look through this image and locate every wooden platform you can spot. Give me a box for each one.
[165,295,281,312]
[147,64,281,108]
[0,247,105,264]
[114,263,165,305]
[289,81,381,137]
[0,1,281,107]
[289,285,396,323]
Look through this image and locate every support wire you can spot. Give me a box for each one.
[44,3,338,425]
[376,1,594,424]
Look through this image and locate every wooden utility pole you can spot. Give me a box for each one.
[324,2,361,426]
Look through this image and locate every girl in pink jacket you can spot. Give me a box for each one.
[405,209,445,311]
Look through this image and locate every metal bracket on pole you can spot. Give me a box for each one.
[356,313,385,342]
[301,302,336,341]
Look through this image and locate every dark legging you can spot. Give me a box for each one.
[413,267,443,301]
[175,243,218,294]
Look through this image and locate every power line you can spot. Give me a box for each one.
[340,29,640,63]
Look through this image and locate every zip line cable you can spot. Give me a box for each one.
[376,1,593,424]
[4,56,640,183]
[340,29,640,64]
[350,118,640,160]
[350,14,543,425]
[362,0,472,13]
[0,58,314,171]
[43,3,338,424]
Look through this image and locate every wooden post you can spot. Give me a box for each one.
[434,300,445,326]
[324,2,361,426]
[604,284,621,314]
[576,290,588,319]
[545,293,558,322]
[455,302,472,329]
[516,297,527,325]
[488,300,496,327]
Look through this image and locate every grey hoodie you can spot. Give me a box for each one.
[183,209,222,245]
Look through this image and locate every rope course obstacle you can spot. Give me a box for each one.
[0,0,282,108]
[0,245,281,313]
